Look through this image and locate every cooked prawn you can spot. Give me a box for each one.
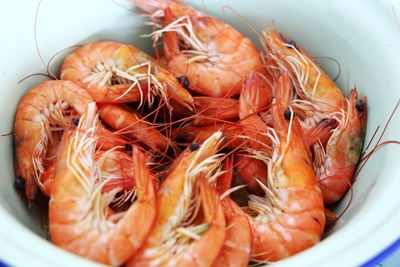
[14,80,94,201]
[214,157,251,267]
[127,132,226,266]
[246,74,325,262]
[49,103,156,265]
[98,103,175,155]
[263,27,346,129]
[172,96,239,126]
[312,89,367,204]
[61,41,194,110]
[41,150,138,198]
[235,71,273,193]
[172,123,244,150]
[134,0,262,97]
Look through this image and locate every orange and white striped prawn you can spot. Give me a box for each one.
[235,71,273,193]
[312,89,367,204]
[245,74,325,262]
[13,80,128,201]
[61,41,194,110]
[40,149,140,200]
[14,80,94,201]
[134,0,262,97]
[213,157,251,267]
[127,132,226,267]
[98,103,175,155]
[49,103,156,265]
[262,27,346,131]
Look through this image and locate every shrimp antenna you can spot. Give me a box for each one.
[34,0,57,80]
[314,56,342,82]
[221,5,263,41]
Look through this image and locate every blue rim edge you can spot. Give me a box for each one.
[1,239,399,267]
[362,238,400,266]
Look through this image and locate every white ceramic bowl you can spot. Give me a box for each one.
[1,0,400,266]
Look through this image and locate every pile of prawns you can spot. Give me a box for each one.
[13,0,367,266]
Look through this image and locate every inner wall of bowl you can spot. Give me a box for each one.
[1,0,400,263]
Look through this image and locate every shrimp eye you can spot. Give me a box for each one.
[189,143,200,151]
[72,117,80,126]
[355,99,364,113]
[284,109,292,120]
[284,38,297,49]
[177,75,190,89]
[124,144,132,151]
[14,177,25,191]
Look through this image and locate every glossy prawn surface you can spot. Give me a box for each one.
[98,103,174,155]
[246,74,325,262]
[14,80,94,201]
[40,150,136,198]
[172,96,239,126]
[235,71,273,193]
[213,157,251,267]
[313,89,367,204]
[263,27,346,130]
[128,132,226,267]
[61,41,194,110]
[134,0,262,97]
[49,103,156,265]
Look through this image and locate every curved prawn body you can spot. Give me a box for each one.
[236,72,273,193]
[128,132,226,267]
[49,103,156,265]
[247,74,325,262]
[313,89,367,204]
[14,80,94,200]
[172,97,239,126]
[61,41,194,110]
[98,103,174,155]
[263,27,346,129]
[172,123,244,150]
[134,0,262,97]
[214,157,251,267]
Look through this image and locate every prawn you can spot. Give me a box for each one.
[49,103,156,265]
[172,96,239,126]
[60,41,194,110]
[213,157,251,267]
[246,74,325,262]
[172,123,244,150]
[262,27,346,130]
[235,71,273,193]
[40,150,138,198]
[14,80,93,201]
[312,89,367,204]
[127,132,226,266]
[98,103,174,155]
[134,0,262,97]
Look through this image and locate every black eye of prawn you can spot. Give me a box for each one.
[284,38,297,49]
[72,117,80,126]
[189,143,201,151]
[177,75,190,90]
[284,108,293,120]
[355,99,365,113]
[124,144,133,151]
[14,176,25,191]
